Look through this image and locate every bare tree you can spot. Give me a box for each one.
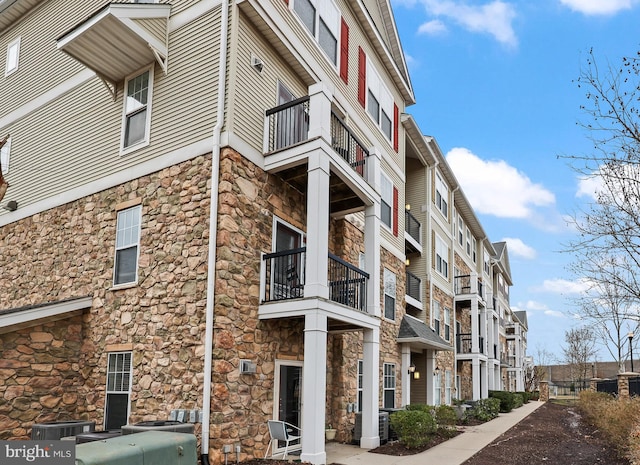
[562,327,597,390]
[525,347,555,392]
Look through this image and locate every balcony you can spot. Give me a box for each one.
[263,99,372,215]
[456,333,485,355]
[260,248,368,313]
[405,210,422,254]
[454,274,484,300]
[405,270,422,310]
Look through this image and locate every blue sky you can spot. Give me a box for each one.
[390,0,640,362]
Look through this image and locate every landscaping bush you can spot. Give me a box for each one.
[469,397,500,422]
[516,391,531,403]
[434,405,458,429]
[389,409,437,448]
[489,390,516,413]
[406,404,432,413]
[513,393,524,409]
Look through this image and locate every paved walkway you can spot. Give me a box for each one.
[326,400,544,465]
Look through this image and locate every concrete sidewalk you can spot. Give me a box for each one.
[326,400,544,465]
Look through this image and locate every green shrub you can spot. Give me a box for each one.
[406,404,433,413]
[435,405,457,429]
[513,393,524,409]
[489,390,516,413]
[389,409,437,448]
[516,391,531,403]
[470,398,500,422]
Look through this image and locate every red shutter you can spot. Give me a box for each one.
[284,0,289,4]
[340,18,349,84]
[358,47,366,107]
[393,186,399,237]
[393,103,399,152]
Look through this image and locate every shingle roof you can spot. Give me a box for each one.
[397,315,453,351]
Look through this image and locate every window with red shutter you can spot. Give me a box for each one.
[393,186,399,237]
[358,47,366,107]
[393,104,399,152]
[340,18,349,84]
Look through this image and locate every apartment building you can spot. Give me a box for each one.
[0,0,527,463]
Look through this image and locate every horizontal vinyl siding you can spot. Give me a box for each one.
[380,161,403,253]
[134,18,167,46]
[165,0,201,16]
[0,0,108,118]
[231,13,307,153]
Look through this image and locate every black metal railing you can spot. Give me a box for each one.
[266,96,310,152]
[328,253,369,312]
[262,247,306,302]
[493,344,498,359]
[454,274,484,298]
[405,210,421,245]
[456,333,485,354]
[331,112,369,179]
[405,271,421,302]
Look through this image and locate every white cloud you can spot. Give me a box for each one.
[519,300,566,318]
[559,0,637,15]
[576,174,602,200]
[418,19,448,35]
[446,147,556,219]
[409,0,517,47]
[539,278,591,294]
[502,237,536,259]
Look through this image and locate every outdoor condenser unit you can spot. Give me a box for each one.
[31,420,96,440]
[353,412,389,444]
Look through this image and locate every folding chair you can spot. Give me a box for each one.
[264,420,302,459]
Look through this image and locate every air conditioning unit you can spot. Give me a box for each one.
[240,359,256,374]
[121,420,195,435]
[353,412,389,444]
[31,420,96,440]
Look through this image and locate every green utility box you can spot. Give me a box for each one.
[76,431,197,465]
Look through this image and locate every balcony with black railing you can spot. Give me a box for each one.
[456,333,485,355]
[405,209,421,254]
[330,111,369,180]
[454,274,484,300]
[405,270,421,305]
[265,96,310,153]
[261,247,369,313]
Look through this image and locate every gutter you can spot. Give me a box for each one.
[201,0,229,464]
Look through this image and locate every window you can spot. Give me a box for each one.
[1,136,10,175]
[105,352,132,430]
[122,67,153,151]
[433,301,440,335]
[466,228,471,256]
[434,370,442,406]
[293,0,339,65]
[384,268,396,321]
[383,363,396,408]
[114,205,142,285]
[5,37,20,76]
[457,213,463,246]
[380,174,392,229]
[472,237,477,263]
[445,370,452,405]
[435,234,449,278]
[365,56,394,142]
[444,307,451,341]
[357,359,363,412]
[484,249,491,275]
[435,172,448,218]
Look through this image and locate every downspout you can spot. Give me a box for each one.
[202,1,229,464]
[450,186,459,399]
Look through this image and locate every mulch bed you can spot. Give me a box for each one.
[368,428,461,455]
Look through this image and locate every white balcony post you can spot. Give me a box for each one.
[401,345,411,407]
[481,361,488,398]
[307,83,333,145]
[304,151,330,299]
[365,147,381,317]
[301,312,328,464]
[425,351,436,405]
[472,358,481,400]
[470,271,479,294]
[470,300,479,353]
[360,327,380,449]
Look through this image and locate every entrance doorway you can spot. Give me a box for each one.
[274,361,303,450]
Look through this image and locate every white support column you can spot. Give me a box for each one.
[481,361,488,398]
[360,327,380,449]
[307,83,333,144]
[425,351,436,405]
[472,358,481,400]
[304,151,330,300]
[470,300,479,353]
[364,147,381,318]
[401,345,411,407]
[301,312,328,465]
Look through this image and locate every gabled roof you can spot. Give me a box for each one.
[514,311,528,330]
[493,241,513,285]
[397,315,453,351]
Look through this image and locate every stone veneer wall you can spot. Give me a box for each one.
[0,155,212,438]
[0,316,85,439]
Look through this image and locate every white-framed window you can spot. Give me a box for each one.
[435,171,448,218]
[433,300,440,335]
[380,173,393,229]
[466,227,471,256]
[114,205,142,285]
[457,213,463,246]
[472,237,477,263]
[445,370,452,405]
[444,307,451,341]
[105,351,132,430]
[383,363,396,408]
[484,249,491,275]
[435,234,449,278]
[383,268,396,321]
[357,359,363,412]
[292,0,339,65]
[1,136,10,175]
[366,57,393,141]
[121,66,153,152]
[434,370,442,406]
[5,37,20,76]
